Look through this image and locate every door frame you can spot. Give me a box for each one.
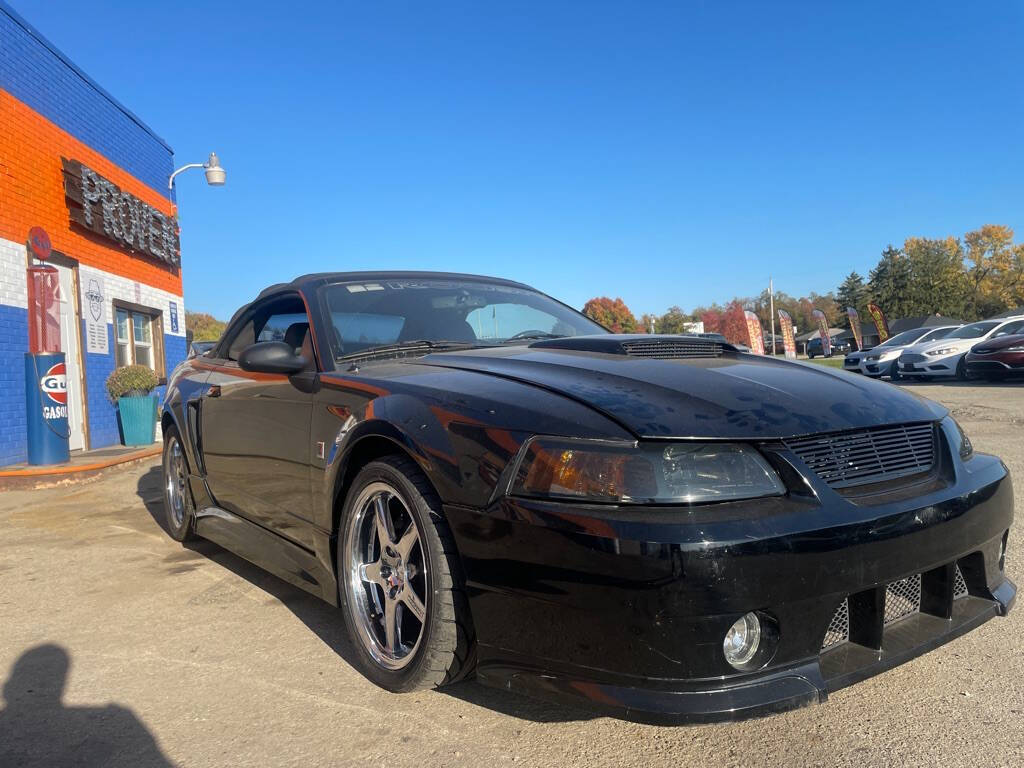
[34,250,91,451]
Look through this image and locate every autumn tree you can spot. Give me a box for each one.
[185,311,226,342]
[582,297,638,333]
[964,225,1024,317]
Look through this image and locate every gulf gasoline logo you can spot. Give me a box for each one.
[40,362,67,405]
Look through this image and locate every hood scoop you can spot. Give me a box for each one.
[529,334,732,359]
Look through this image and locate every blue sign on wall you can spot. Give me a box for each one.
[169,301,179,333]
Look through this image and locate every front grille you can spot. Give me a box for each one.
[822,599,850,649]
[784,422,936,489]
[620,339,723,359]
[884,574,921,625]
[901,353,927,364]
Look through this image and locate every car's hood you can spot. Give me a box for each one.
[417,338,942,439]
[906,337,981,355]
[971,333,1024,353]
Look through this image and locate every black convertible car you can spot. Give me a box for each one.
[162,272,1015,722]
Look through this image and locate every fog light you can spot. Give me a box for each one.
[723,612,761,668]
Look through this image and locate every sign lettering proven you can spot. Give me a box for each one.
[62,158,180,266]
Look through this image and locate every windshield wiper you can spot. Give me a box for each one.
[501,332,563,344]
[338,340,479,363]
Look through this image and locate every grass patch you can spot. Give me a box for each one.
[804,357,845,369]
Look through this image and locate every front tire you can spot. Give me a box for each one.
[338,455,475,692]
[162,426,196,542]
[889,361,901,381]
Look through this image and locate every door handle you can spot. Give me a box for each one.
[207,385,222,398]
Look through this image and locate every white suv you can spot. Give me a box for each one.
[897,317,1024,379]
[859,326,960,379]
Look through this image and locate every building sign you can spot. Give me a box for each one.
[61,158,180,266]
[82,276,109,355]
[169,300,179,333]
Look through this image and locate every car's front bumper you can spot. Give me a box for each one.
[966,352,1024,376]
[898,352,964,376]
[445,440,1015,723]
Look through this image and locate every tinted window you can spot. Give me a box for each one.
[918,327,956,342]
[322,279,604,358]
[992,319,1024,337]
[258,312,309,342]
[878,328,928,347]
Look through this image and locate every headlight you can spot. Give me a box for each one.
[880,349,901,360]
[512,438,786,504]
[947,417,974,460]
[926,347,959,356]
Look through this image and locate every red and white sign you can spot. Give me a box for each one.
[40,362,67,405]
[28,226,52,261]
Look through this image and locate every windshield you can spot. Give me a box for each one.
[919,327,957,342]
[322,278,605,358]
[878,328,928,347]
[946,321,999,339]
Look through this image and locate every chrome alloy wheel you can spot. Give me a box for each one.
[164,437,188,528]
[345,482,428,670]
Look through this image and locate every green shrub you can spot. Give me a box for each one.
[106,365,159,402]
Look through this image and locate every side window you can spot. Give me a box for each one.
[221,296,313,364]
[258,312,309,342]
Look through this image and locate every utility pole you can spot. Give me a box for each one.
[769,276,776,355]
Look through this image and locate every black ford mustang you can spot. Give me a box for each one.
[161,272,1015,722]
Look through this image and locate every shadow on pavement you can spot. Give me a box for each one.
[0,644,174,768]
[136,466,593,724]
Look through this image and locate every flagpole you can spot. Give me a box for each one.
[769,276,776,355]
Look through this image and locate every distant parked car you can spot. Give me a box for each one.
[965,323,1024,380]
[860,326,960,379]
[807,336,849,358]
[842,348,869,373]
[898,317,1024,380]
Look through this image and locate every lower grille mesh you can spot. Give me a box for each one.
[822,599,850,649]
[884,574,922,625]
[821,564,969,652]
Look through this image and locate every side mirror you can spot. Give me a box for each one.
[238,341,308,375]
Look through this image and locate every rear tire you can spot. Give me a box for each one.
[162,426,196,542]
[338,455,476,692]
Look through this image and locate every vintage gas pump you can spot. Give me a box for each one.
[25,227,70,464]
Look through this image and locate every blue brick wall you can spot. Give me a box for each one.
[0,304,28,464]
[0,2,173,197]
[82,322,118,449]
[83,325,188,450]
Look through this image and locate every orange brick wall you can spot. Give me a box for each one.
[0,88,181,294]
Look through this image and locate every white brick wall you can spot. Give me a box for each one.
[0,237,28,309]
[79,264,185,337]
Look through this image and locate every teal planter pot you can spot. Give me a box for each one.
[117,394,157,446]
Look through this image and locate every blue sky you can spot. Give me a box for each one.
[13,1,1024,318]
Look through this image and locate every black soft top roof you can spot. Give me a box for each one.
[257,271,534,300]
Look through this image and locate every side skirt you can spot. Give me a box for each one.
[195,506,338,604]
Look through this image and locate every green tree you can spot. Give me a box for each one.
[902,236,971,318]
[867,245,913,317]
[654,306,690,334]
[582,297,638,333]
[185,311,226,342]
[836,272,868,326]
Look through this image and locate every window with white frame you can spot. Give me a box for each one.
[115,306,164,376]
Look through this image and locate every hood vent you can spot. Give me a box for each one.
[529,335,729,358]
[620,338,723,359]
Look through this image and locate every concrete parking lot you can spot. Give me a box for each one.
[0,382,1021,768]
